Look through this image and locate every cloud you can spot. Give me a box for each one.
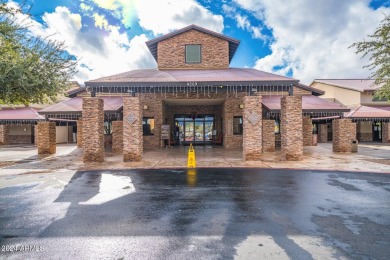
[234,0,390,84]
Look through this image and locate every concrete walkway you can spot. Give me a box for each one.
[0,142,389,175]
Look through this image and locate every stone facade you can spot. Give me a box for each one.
[243,96,262,160]
[123,96,143,161]
[157,29,229,69]
[262,120,275,152]
[82,98,104,162]
[358,133,373,142]
[140,94,163,148]
[112,121,123,153]
[68,126,74,143]
[318,124,328,143]
[281,96,303,161]
[332,119,357,152]
[223,93,246,148]
[382,122,390,143]
[302,117,313,146]
[9,135,32,144]
[293,86,312,95]
[37,122,56,154]
[0,125,10,145]
[77,119,82,148]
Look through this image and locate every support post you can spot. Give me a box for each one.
[123,96,143,161]
[262,120,275,152]
[382,122,390,143]
[302,117,313,146]
[332,119,357,152]
[82,98,104,162]
[112,121,123,153]
[243,95,262,160]
[318,124,328,143]
[37,122,56,154]
[77,118,83,148]
[0,125,10,145]
[281,96,303,161]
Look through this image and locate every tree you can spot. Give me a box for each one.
[0,1,77,105]
[350,14,390,100]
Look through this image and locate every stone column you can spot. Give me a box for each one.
[262,119,275,152]
[332,119,357,152]
[123,96,143,161]
[112,121,123,153]
[382,122,390,143]
[82,98,104,162]
[37,122,56,154]
[318,124,328,143]
[281,96,303,161]
[0,125,10,145]
[243,96,262,160]
[302,117,313,146]
[77,119,83,148]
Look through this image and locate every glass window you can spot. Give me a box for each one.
[143,117,155,135]
[274,120,280,134]
[185,45,201,63]
[233,116,243,135]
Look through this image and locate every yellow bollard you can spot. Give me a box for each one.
[187,143,196,168]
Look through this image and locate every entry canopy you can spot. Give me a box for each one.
[345,105,390,121]
[0,107,44,124]
[262,95,350,116]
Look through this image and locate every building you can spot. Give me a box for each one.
[311,79,390,143]
[2,25,355,160]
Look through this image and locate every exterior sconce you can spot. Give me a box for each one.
[239,104,244,109]
[23,128,27,132]
[143,105,148,110]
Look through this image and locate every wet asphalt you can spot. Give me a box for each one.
[0,168,389,259]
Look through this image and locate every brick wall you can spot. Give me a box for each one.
[382,122,390,143]
[77,119,82,148]
[82,98,104,162]
[318,124,328,143]
[157,29,229,69]
[37,122,56,154]
[262,120,275,152]
[123,96,143,161]
[302,117,313,146]
[281,96,303,161]
[0,125,10,145]
[112,121,123,153]
[243,96,262,160]
[332,119,357,152]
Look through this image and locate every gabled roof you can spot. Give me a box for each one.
[85,68,298,87]
[262,95,350,113]
[0,107,44,121]
[312,79,382,92]
[39,96,123,114]
[345,105,390,119]
[145,24,240,63]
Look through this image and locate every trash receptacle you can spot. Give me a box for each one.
[351,140,358,153]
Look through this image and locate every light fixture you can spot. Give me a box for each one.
[239,104,244,109]
[143,105,148,110]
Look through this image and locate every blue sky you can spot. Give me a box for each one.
[7,0,390,84]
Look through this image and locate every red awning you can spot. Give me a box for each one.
[345,105,390,119]
[0,107,44,120]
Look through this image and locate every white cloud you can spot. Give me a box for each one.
[234,0,390,84]
[92,0,224,34]
[80,3,93,11]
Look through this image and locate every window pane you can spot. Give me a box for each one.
[233,116,243,135]
[186,45,201,63]
[143,117,155,135]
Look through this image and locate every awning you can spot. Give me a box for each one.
[345,105,390,119]
[0,107,44,123]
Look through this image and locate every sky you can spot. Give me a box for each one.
[6,0,390,85]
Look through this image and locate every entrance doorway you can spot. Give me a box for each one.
[373,122,382,142]
[175,115,214,145]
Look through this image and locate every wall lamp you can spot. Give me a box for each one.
[143,105,149,110]
[239,104,245,109]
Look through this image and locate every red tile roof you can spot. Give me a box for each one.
[86,68,296,84]
[0,107,44,120]
[345,105,390,118]
[39,96,123,114]
[313,79,381,92]
[262,95,350,112]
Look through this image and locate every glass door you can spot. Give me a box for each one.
[174,114,214,145]
[194,120,204,142]
[185,121,194,142]
[373,122,382,142]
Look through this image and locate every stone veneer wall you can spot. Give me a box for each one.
[112,121,123,153]
[302,117,313,146]
[332,119,357,152]
[318,124,328,143]
[243,96,262,160]
[281,96,303,161]
[37,122,56,154]
[0,125,10,145]
[77,119,82,148]
[82,98,104,162]
[140,94,163,148]
[157,29,229,69]
[262,119,275,152]
[123,96,143,161]
[382,122,390,143]
[223,93,245,148]
[358,133,373,142]
[9,135,32,144]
